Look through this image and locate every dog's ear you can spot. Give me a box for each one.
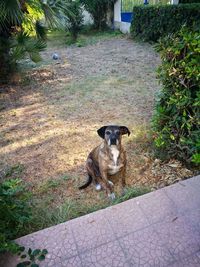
[97,126,107,139]
[120,126,130,136]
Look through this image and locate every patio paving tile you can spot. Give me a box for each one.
[103,199,149,238]
[71,209,116,253]
[80,240,130,267]
[118,225,175,267]
[169,251,200,267]
[154,215,200,262]
[18,222,78,259]
[164,180,200,214]
[60,255,82,267]
[136,189,178,224]
[183,208,200,232]
[180,175,200,190]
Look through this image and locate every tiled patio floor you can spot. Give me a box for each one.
[1,175,200,267]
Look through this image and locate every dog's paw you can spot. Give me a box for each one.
[108,180,114,186]
[108,192,116,200]
[95,184,102,191]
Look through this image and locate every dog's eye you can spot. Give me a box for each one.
[115,130,120,135]
[106,131,111,135]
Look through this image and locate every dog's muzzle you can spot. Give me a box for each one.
[110,137,117,145]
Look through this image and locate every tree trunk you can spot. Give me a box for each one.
[0,36,11,84]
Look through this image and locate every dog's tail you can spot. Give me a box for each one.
[79,175,92,190]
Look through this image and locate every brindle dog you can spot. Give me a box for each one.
[79,125,130,199]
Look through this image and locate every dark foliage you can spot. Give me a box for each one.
[0,178,48,266]
[179,0,200,3]
[65,0,83,41]
[152,28,200,166]
[131,4,200,42]
[0,179,31,253]
[81,0,116,30]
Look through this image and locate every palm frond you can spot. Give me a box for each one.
[0,0,23,32]
[34,38,46,51]
[40,2,58,28]
[10,32,46,64]
[16,31,29,45]
[42,0,74,29]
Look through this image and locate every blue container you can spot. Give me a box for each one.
[121,12,133,23]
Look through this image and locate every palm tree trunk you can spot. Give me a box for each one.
[0,36,11,84]
[0,23,14,83]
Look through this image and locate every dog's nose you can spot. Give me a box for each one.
[110,136,116,145]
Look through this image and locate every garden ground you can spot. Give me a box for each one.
[0,31,194,235]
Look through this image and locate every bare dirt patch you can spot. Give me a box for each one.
[0,35,194,227]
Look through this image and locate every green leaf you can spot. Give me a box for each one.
[192,153,200,164]
[32,249,41,256]
[28,248,32,255]
[19,246,25,252]
[29,254,35,261]
[38,254,45,261]
[41,249,48,255]
[16,261,31,267]
[170,134,175,140]
[30,264,39,267]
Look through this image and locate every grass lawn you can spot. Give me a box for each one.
[0,30,194,237]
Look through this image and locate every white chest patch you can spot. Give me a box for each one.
[108,146,123,175]
[110,146,119,166]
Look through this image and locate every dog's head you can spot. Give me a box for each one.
[97,125,130,146]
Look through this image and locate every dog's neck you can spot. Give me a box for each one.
[109,145,120,165]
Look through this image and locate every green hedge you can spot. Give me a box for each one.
[152,28,200,165]
[131,4,200,42]
[179,0,200,3]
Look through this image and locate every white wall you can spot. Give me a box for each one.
[114,0,121,22]
[114,0,131,33]
[171,0,179,4]
[119,22,131,33]
[82,9,93,25]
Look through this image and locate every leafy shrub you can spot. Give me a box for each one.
[179,0,200,3]
[0,178,48,266]
[152,28,200,166]
[0,179,31,253]
[65,0,84,42]
[81,0,116,30]
[131,4,200,42]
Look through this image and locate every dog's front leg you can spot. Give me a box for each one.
[99,168,115,200]
[120,165,127,196]
[121,165,126,187]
